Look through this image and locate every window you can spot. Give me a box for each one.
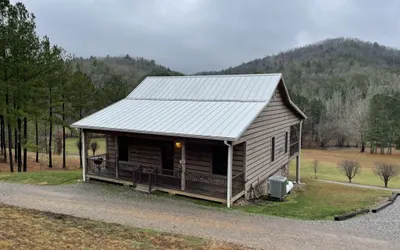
[271,137,275,162]
[285,132,288,153]
[118,136,129,161]
[212,146,228,175]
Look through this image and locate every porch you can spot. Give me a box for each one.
[82,130,246,204]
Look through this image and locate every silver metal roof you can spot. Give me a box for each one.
[128,74,282,102]
[72,74,306,140]
[72,99,266,141]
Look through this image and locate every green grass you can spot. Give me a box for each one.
[294,157,400,189]
[0,170,82,185]
[236,178,390,220]
[65,137,106,156]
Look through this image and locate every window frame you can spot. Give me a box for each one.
[285,132,288,153]
[271,136,275,162]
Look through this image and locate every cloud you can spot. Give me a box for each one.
[14,0,400,73]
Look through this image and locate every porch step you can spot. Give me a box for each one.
[134,184,152,193]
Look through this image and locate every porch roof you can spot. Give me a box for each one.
[71,98,265,141]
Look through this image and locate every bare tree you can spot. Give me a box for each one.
[313,160,319,179]
[374,163,399,188]
[90,141,100,156]
[338,160,360,183]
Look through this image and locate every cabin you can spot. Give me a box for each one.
[71,74,306,207]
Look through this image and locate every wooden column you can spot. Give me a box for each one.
[81,130,88,181]
[180,141,186,191]
[115,135,119,179]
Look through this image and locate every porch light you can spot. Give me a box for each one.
[175,141,182,149]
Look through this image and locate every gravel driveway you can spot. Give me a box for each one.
[0,182,399,250]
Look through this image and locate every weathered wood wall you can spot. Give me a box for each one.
[238,82,301,198]
[105,135,244,177]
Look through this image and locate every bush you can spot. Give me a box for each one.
[338,160,360,183]
[374,163,399,188]
[90,141,100,156]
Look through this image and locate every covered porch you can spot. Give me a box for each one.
[82,130,245,205]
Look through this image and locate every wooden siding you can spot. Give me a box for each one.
[239,83,301,196]
[106,135,244,176]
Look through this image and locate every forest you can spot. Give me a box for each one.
[1,1,399,174]
[0,1,181,172]
[199,38,400,153]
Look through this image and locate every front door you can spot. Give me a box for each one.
[161,142,174,175]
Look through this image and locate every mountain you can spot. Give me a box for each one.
[198,37,400,147]
[74,55,184,89]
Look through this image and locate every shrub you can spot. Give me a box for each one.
[338,160,360,183]
[90,141,100,156]
[374,163,399,188]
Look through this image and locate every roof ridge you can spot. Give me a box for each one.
[145,73,282,78]
[124,97,267,103]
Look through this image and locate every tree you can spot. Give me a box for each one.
[375,163,398,188]
[338,160,360,183]
[313,160,319,179]
[90,141,99,156]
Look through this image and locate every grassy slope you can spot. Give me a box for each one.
[237,179,390,220]
[296,148,400,188]
[0,204,242,250]
[0,170,82,185]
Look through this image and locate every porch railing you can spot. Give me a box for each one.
[290,142,299,156]
[85,159,245,199]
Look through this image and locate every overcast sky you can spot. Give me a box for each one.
[14,0,400,73]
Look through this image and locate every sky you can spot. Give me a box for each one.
[14,0,400,73]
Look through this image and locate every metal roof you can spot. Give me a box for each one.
[72,73,306,140]
[128,74,282,102]
[72,99,266,141]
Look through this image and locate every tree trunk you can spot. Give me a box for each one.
[349,178,352,183]
[5,94,13,172]
[361,141,365,153]
[0,115,3,155]
[14,127,17,162]
[35,119,39,162]
[49,87,53,168]
[0,115,6,161]
[17,118,22,172]
[385,181,388,188]
[62,101,66,168]
[23,117,27,172]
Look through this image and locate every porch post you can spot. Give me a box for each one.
[224,141,233,208]
[81,129,87,181]
[181,140,186,191]
[115,135,119,178]
[296,121,303,184]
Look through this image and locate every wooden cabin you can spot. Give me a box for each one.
[72,74,306,207]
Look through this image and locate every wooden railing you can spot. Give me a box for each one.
[290,142,299,156]
[86,154,108,174]
[232,172,245,196]
[86,158,245,199]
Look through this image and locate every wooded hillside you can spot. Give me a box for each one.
[199,38,400,152]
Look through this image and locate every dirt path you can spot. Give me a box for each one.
[0,182,398,250]
[318,179,400,192]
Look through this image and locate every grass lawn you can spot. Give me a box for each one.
[65,137,106,156]
[0,204,242,250]
[0,170,82,185]
[295,148,400,188]
[237,178,390,220]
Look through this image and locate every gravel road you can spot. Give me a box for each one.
[0,182,398,250]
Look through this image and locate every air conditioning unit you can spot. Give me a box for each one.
[268,176,293,199]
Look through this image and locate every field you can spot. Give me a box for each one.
[294,148,400,188]
[0,204,242,250]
